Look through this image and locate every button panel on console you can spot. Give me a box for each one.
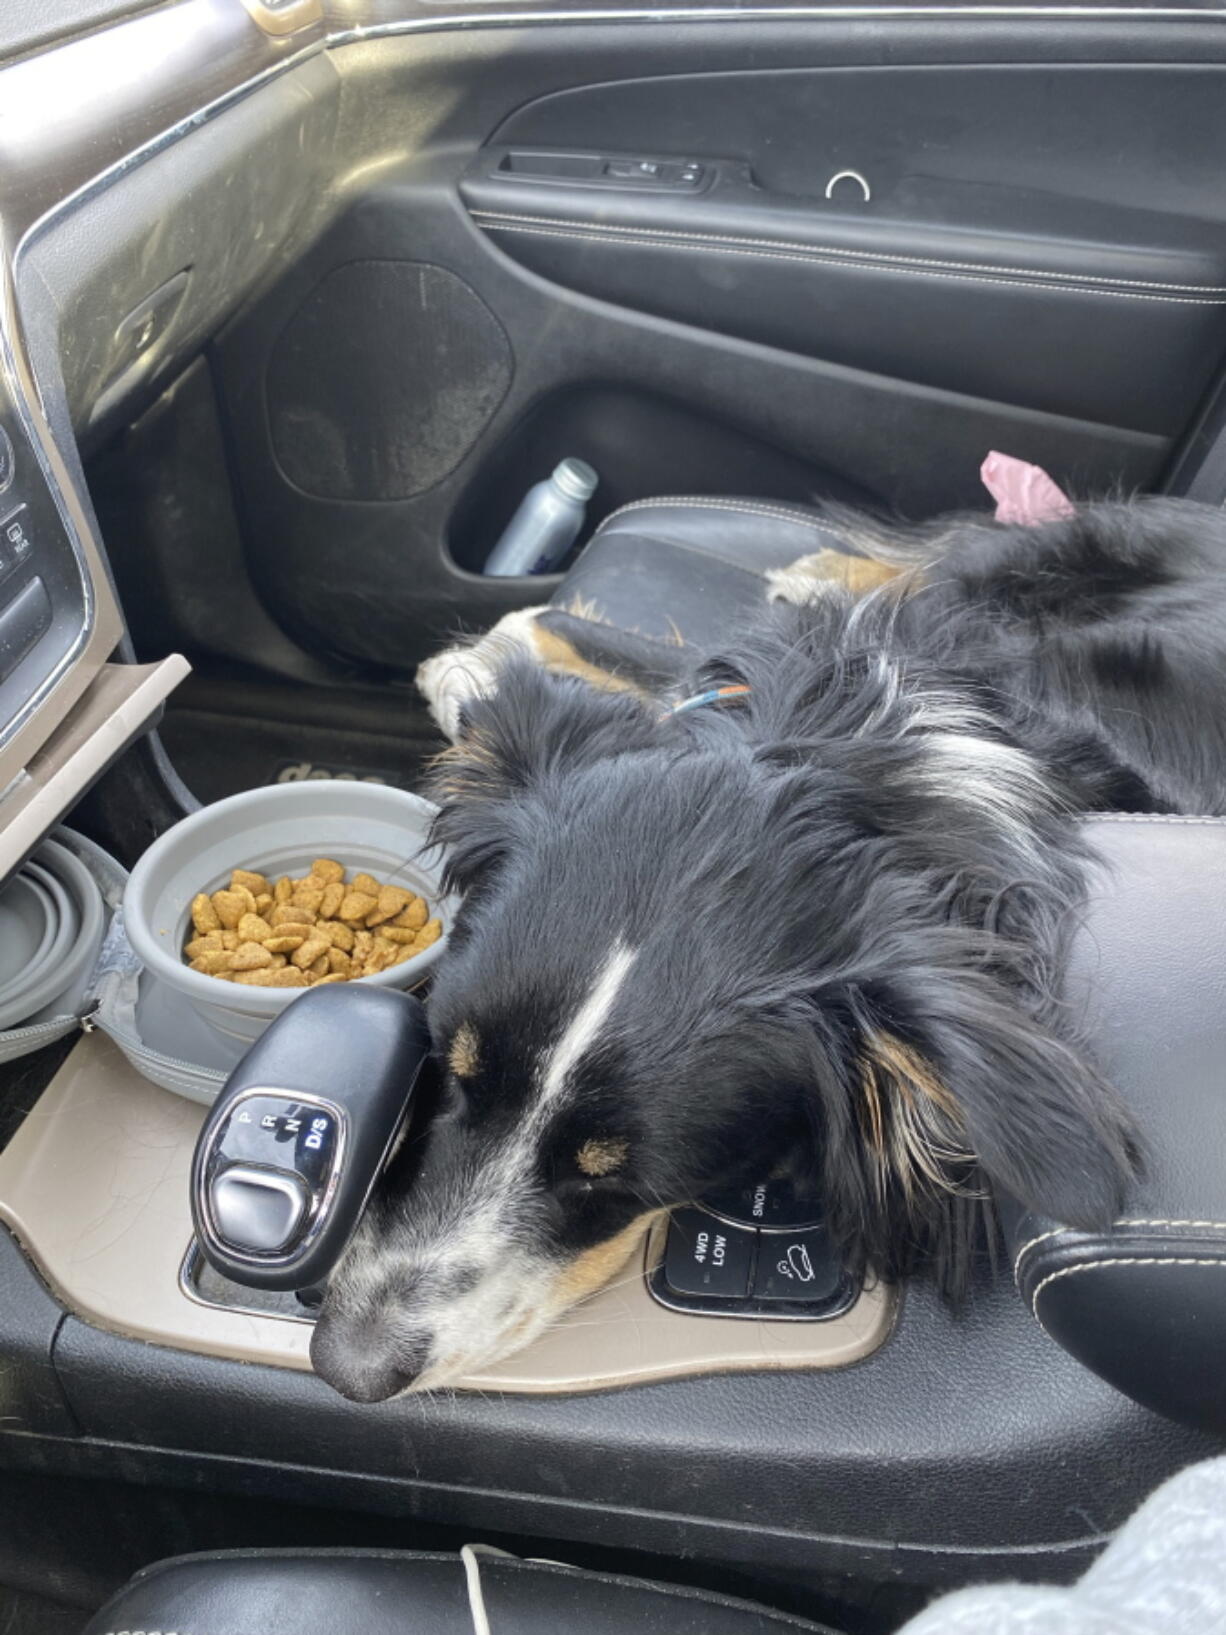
[650,1177,853,1320]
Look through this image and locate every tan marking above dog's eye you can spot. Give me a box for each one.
[575,1136,629,1177]
[449,1023,480,1079]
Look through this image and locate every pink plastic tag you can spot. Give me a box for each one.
[981,451,1075,526]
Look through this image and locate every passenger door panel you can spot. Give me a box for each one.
[214,29,1226,673]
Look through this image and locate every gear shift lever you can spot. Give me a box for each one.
[190,984,431,1291]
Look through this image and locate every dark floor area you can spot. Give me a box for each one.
[0,1587,83,1635]
[157,672,445,805]
[0,1034,78,1156]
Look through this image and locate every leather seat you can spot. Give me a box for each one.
[83,1547,841,1634]
[554,495,845,646]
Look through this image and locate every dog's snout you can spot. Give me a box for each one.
[309,1313,431,1403]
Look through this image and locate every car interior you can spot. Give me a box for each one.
[1,0,1226,1630]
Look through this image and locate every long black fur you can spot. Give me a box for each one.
[425,499,1226,1295]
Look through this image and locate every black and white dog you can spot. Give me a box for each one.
[309,498,1226,1402]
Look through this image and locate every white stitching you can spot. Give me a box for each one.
[597,495,831,532]
[473,214,1226,305]
[1015,1220,1226,1280]
[1033,1255,1226,1317]
[479,220,1226,306]
[472,210,1226,294]
[1081,813,1226,825]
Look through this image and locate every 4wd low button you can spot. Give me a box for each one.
[664,1208,754,1300]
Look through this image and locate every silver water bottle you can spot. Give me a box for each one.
[483,458,598,577]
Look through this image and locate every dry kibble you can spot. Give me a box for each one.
[318,881,345,921]
[367,885,411,927]
[271,903,315,927]
[291,937,330,970]
[235,966,308,988]
[340,891,377,924]
[184,857,440,985]
[211,890,248,929]
[393,897,428,932]
[191,893,221,935]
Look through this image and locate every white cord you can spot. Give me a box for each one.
[461,1542,501,1635]
[460,1541,574,1634]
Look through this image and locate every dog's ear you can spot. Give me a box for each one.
[428,659,661,892]
[795,966,1137,1290]
[840,969,1137,1244]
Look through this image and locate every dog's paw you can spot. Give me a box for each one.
[766,548,903,605]
[416,607,551,741]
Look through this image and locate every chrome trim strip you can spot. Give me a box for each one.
[179,1239,317,1325]
[0,267,95,760]
[334,5,1226,39]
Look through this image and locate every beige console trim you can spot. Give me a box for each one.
[0,655,189,876]
[240,0,324,34]
[0,1034,895,1392]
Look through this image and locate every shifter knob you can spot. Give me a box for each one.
[190,984,431,1291]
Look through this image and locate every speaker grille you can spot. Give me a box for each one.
[267,260,513,501]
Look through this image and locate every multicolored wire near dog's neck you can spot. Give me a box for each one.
[668,684,752,717]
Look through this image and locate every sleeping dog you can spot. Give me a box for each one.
[309,498,1226,1402]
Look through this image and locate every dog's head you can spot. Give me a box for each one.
[310,648,1135,1402]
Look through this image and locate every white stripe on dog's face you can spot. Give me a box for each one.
[312,942,642,1400]
[540,943,636,1103]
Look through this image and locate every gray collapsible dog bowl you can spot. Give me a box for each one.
[0,830,120,1063]
[122,781,456,1047]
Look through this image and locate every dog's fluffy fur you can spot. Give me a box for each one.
[310,498,1226,1402]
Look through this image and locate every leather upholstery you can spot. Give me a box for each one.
[83,1548,840,1635]
[1007,817,1226,1436]
[554,496,843,645]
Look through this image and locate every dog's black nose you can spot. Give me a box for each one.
[309,1318,430,1402]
